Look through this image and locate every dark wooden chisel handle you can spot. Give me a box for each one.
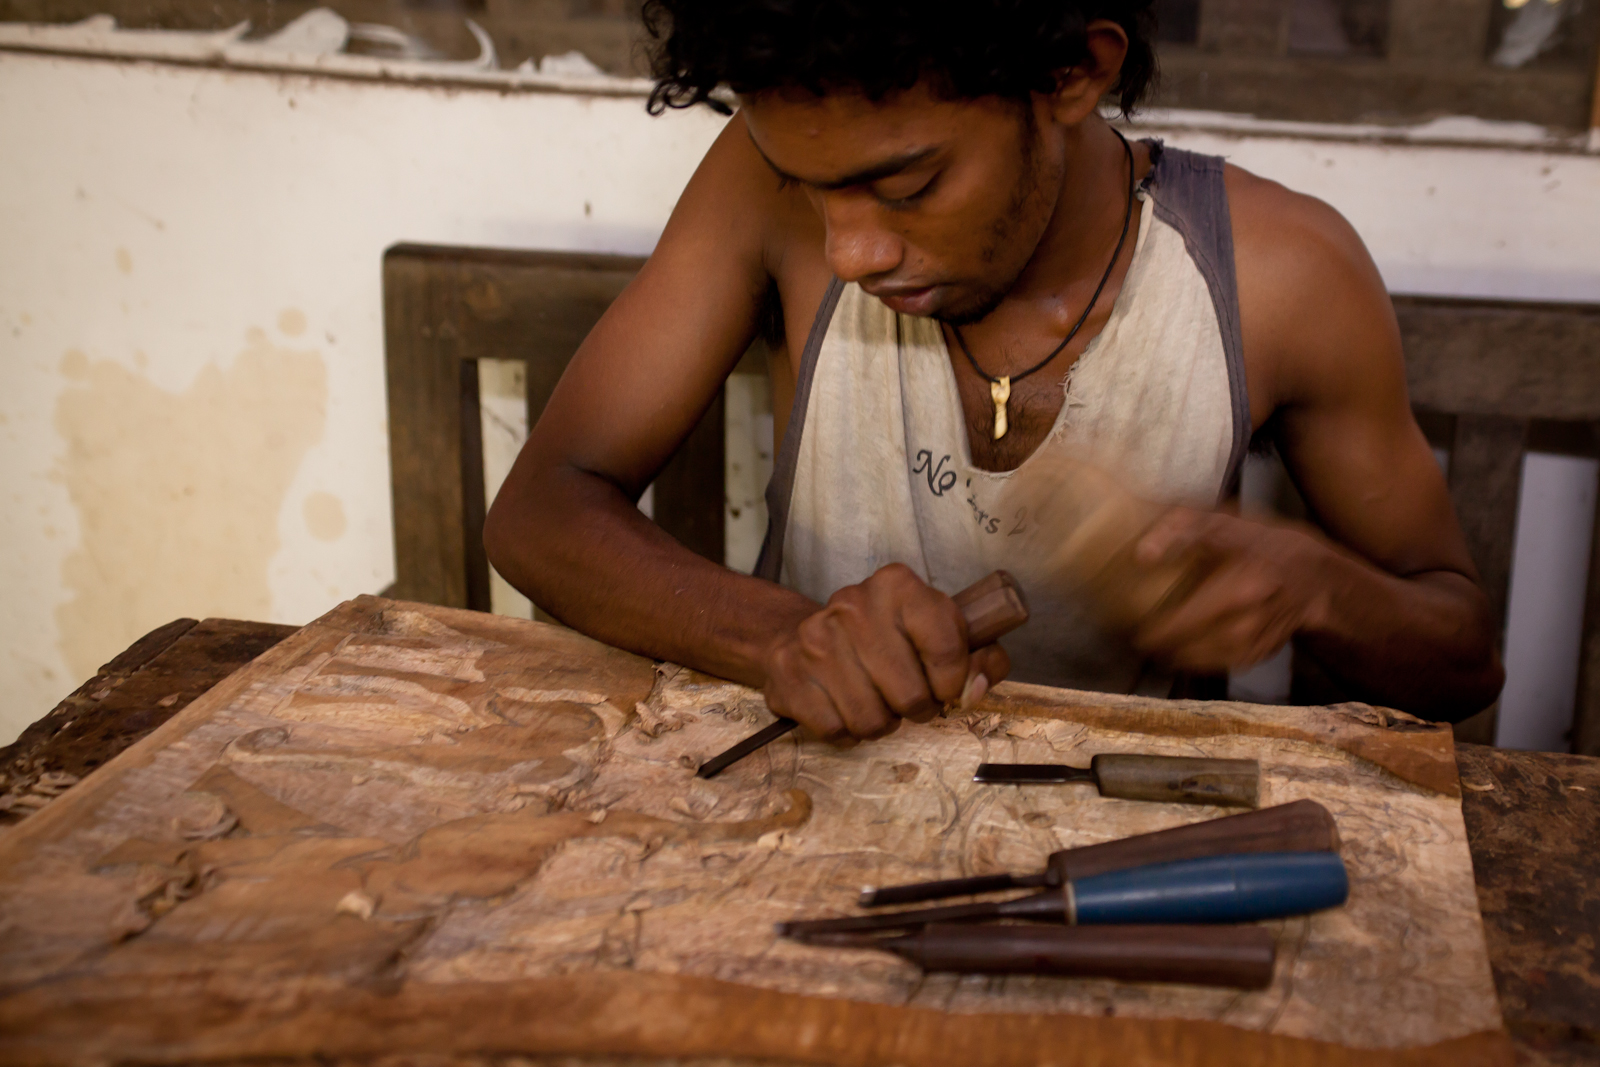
[696,570,1029,779]
[805,923,1277,989]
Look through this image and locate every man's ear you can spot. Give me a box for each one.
[1047,20,1131,126]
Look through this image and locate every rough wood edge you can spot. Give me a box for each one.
[0,619,199,771]
[100,617,199,675]
[0,972,1516,1067]
[0,614,338,867]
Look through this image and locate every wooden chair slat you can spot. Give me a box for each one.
[384,243,733,615]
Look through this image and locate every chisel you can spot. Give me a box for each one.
[859,798,1339,907]
[789,922,1277,989]
[696,570,1030,779]
[778,851,1349,936]
[973,754,1260,808]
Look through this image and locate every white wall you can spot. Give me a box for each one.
[2,39,1598,746]
[0,47,724,736]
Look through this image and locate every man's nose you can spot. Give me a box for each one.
[822,196,902,283]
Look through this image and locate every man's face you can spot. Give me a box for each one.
[741,83,1062,325]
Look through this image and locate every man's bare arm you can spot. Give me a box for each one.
[485,116,817,685]
[1131,170,1503,720]
[485,115,1005,736]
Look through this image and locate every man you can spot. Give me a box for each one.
[484,0,1503,742]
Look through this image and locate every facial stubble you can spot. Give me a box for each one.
[932,112,1061,328]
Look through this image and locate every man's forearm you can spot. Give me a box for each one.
[484,463,817,688]
[1299,550,1503,721]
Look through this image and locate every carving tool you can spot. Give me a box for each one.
[696,570,1030,779]
[859,798,1338,907]
[973,754,1260,808]
[789,922,1277,989]
[778,851,1349,936]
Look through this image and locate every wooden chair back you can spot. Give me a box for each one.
[382,244,728,617]
[1396,295,1600,750]
[382,243,1600,752]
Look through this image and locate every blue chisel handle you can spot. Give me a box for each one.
[1072,851,1349,925]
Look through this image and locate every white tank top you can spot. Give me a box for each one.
[755,142,1251,695]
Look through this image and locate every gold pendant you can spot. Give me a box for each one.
[990,376,1011,440]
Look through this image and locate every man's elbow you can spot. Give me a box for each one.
[1415,600,1506,724]
[1430,652,1505,726]
[482,490,523,591]
[484,472,550,591]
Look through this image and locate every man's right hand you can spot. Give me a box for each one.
[757,563,1011,741]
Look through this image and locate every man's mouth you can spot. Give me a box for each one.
[865,284,939,317]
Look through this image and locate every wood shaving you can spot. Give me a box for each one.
[968,713,1006,739]
[336,890,377,921]
[34,771,81,794]
[667,797,697,819]
[156,693,181,708]
[584,809,607,824]
[1463,781,1497,792]
[171,793,237,841]
[108,898,153,942]
[634,701,694,739]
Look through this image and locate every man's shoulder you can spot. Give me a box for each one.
[1223,163,1375,286]
[1221,163,1400,414]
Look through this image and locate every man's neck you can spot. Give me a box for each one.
[1000,117,1135,322]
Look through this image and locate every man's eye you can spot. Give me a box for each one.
[876,177,935,207]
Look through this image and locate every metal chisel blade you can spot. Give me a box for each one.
[973,762,1097,785]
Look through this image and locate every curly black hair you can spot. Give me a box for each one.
[643,0,1158,117]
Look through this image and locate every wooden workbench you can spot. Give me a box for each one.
[2,613,1596,1066]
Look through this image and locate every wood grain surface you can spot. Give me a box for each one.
[1456,745,1600,1065]
[0,617,298,826]
[0,597,1512,1066]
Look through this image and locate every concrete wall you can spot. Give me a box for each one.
[3,33,1599,748]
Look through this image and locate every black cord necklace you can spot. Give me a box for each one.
[951,128,1136,441]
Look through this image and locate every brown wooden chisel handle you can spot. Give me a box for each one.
[696,570,1029,779]
[1090,754,1260,809]
[859,799,1338,906]
[1050,797,1336,882]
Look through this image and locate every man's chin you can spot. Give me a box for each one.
[931,287,1008,327]
[868,281,1008,325]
